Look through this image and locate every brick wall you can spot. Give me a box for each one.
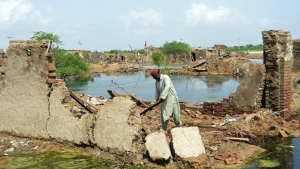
[262,30,293,118]
[199,64,265,116]
[181,30,294,119]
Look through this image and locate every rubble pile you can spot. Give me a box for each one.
[173,55,253,76]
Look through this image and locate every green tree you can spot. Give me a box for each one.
[152,51,165,68]
[162,41,192,60]
[30,31,90,78]
[54,49,90,77]
[30,31,63,49]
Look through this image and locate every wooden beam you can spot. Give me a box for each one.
[69,89,97,114]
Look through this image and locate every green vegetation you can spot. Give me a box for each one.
[0,150,126,168]
[30,31,63,49]
[162,41,192,60]
[54,49,90,77]
[152,51,165,68]
[257,159,281,168]
[30,31,90,78]
[105,49,144,54]
[151,41,192,74]
[226,44,263,52]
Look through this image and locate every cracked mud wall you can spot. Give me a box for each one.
[0,40,145,161]
[0,40,50,138]
[47,81,94,144]
[0,40,95,144]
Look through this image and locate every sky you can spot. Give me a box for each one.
[0,0,299,52]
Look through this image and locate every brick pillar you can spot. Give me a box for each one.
[262,30,293,118]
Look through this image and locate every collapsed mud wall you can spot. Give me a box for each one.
[0,40,88,142]
[0,40,53,138]
[0,40,144,162]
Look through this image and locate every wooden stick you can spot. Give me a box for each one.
[223,137,249,142]
[111,80,149,108]
[69,89,97,114]
[140,100,163,115]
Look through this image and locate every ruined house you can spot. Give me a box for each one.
[213,44,227,56]
[144,46,163,62]
[68,49,92,63]
[0,29,298,168]
[91,50,142,64]
[191,44,227,61]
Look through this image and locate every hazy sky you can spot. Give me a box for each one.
[0,0,299,52]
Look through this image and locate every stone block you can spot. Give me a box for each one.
[171,127,206,158]
[145,130,171,161]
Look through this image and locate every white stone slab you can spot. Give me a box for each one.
[171,127,206,158]
[145,130,171,161]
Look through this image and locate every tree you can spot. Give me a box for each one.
[152,51,165,68]
[30,31,90,78]
[30,31,63,49]
[162,41,192,61]
[54,49,90,77]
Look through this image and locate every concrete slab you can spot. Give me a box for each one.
[145,130,171,161]
[171,127,206,158]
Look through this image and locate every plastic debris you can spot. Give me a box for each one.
[19,141,30,147]
[220,118,237,126]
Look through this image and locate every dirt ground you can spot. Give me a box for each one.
[1,106,299,168]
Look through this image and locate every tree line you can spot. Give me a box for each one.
[30,31,263,77]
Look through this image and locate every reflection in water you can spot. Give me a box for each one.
[66,71,243,104]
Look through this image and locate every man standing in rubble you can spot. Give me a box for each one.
[150,68,182,131]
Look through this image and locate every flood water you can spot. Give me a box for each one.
[243,136,300,169]
[66,71,242,104]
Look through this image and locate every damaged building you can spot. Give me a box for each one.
[0,29,299,168]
